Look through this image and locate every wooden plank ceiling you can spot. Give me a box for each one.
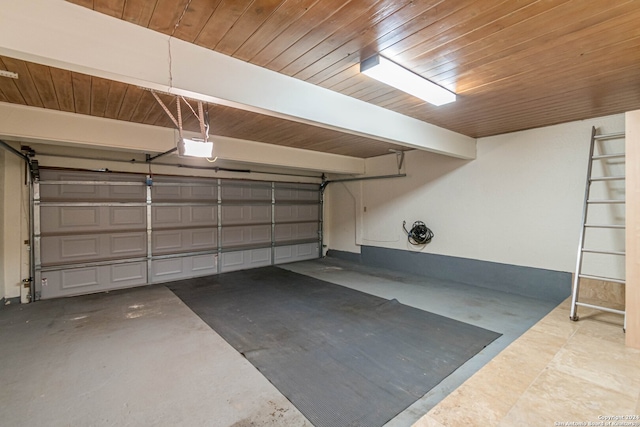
[3,0,640,156]
[0,55,405,158]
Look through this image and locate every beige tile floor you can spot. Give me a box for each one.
[414,299,640,427]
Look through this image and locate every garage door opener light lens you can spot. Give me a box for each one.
[178,138,214,158]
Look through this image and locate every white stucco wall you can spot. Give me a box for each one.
[325,114,625,277]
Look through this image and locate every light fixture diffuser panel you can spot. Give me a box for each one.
[361,55,455,106]
[178,138,214,158]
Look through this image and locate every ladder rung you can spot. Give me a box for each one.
[581,249,625,256]
[578,274,625,284]
[584,224,625,229]
[589,176,625,181]
[594,132,625,140]
[575,302,625,316]
[586,199,625,204]
[591,153,625,160]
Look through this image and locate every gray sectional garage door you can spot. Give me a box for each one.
[35,169,321,299]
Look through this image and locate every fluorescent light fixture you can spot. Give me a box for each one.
[178,138,213,158]
[360,55,456,106]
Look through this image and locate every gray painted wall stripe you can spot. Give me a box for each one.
[328,246,571,304]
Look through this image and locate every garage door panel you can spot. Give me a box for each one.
[151,258,183,280]
[111,262,147,284]
[221,224,271,248]
[150,254,218,283]
[37,169,321,299]
[191,186,217,199]
[111,206,145,226]
[153,185,213,200]
[40,261,147,299]
[274,222,319,242]
[152,206,217,228]
[56,206,100,228]
[111,233,147,255]
[152,228,217,255]
[221,181,271,201]
[41,231,147,265]
[274,184,320,202]
[151,182,217,202]
[110,185,145,198]
[41,184,145,201]
[152,186,180,199]
[221,205,271,225]
[191,206,217,223]
[39,170,145,201]
[220,248,272,273]
[40,170,142,183]
[61,267,100,289]
[274,205,319,223]
[60,236,99,259]
[153,206,182,225]
[193,229,217,247]
[59,183,97,197]
[153,231,182,253]
[192,254,217,272]
[42,206,146,233]
[274,243,320,265]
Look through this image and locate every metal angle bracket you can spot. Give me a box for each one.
[389,149,405,173]
[320,173,328,193]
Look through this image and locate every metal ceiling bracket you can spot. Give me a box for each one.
[320,174,328,193]
[321,152,407,190]
[29,160,40,181]
[146,147,178,163]
[389,149,405,173]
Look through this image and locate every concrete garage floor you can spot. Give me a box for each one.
[0,258,558,427]
[0,285,311,427]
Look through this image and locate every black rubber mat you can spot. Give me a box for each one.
[168,266,501,427]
